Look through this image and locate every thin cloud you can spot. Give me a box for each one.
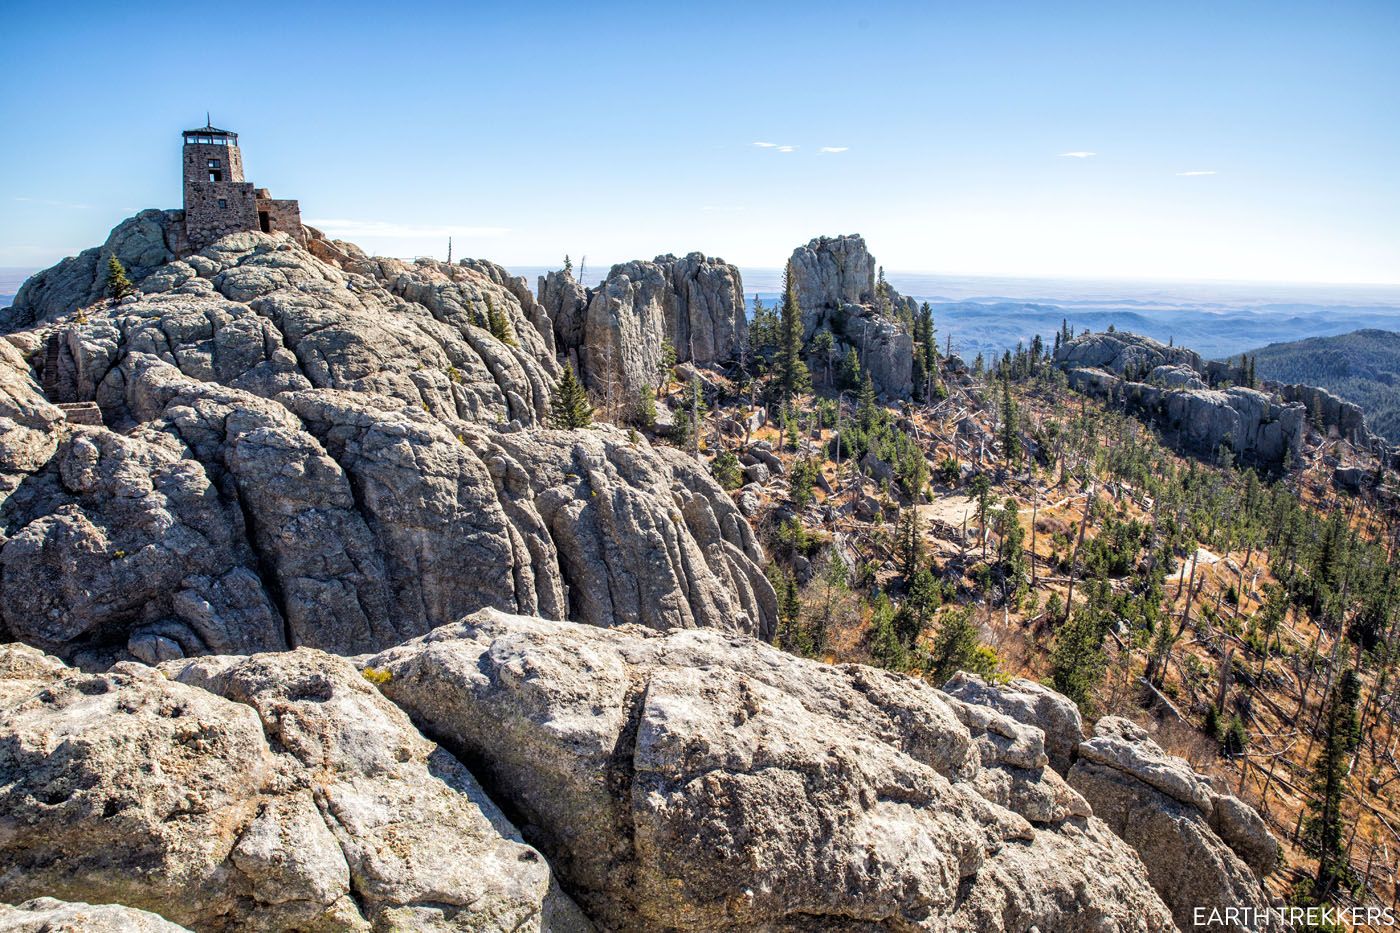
[1176,170,1217,176]
[777,145,796,153]
[819,146,849,154]
[306,219,509,239]
[752,141,779,148]
[13,196,91,209]
[1058,151,1096,159]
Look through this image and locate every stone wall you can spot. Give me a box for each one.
[254,195,305,244]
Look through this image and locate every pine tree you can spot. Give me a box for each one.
[1049,592,1109,714]
[1305,667,1362,901]
[897,507,923,582]
[105,256,134,300]
[485,297,515,345]
[776,265,811,402]
[771,565,809,656]
[711,449,742,490]
[656,338,678,393]
[789,456,819,507]
[927,607,997,684]
[839,347,863,389]
[856,370,879,432]
[550,364,593,429]
[811,330,836,386]
[633,385,658,429]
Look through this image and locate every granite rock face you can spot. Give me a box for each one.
[944,671,1085,774]
[1069,716,1279,931]
[788,235,914,398]
[0,898,191,932]
[1276,381,1382,449]
[368,608,1176,932]
[0,642,585,931]
[0,218,774,663]
[1058,332,1305,466]
[542,254,746,402]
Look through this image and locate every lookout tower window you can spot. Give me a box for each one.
[207,159,220,169]
[217,198,228,209]
[209,170,223,182]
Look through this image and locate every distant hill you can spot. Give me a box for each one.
[1245,328,1400,443]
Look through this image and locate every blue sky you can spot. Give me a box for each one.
[1,0,1397,284]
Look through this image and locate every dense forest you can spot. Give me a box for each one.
[1246,329,1400,443]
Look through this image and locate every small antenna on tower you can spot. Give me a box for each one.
[206,111,211,128]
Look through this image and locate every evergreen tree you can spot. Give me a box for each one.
[770,565,810,656]
[633,385,657,429]
[711,449,743,490]
[927,607,997,684]
[656,338,678,393]
[856,370,879,432]
[485,296,516,346]
[105,255,134,300]
[839,347,863,390]
[748,296,780,355]
[1049,591,1109,714]
[811,330,836,386]
[789,455,819,507]
[550,364,593,429]
[1305,667,1362,901]
[776,266,812,401]
[897,507,923,582]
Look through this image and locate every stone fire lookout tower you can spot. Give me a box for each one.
[181,122,303,250]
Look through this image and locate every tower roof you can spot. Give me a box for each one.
[182,123,237,139]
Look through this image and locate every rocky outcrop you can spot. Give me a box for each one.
[788,235,914,398]
[944,671,1085,774]
[1059,332,1305,467]
[1055,331,1202,378]
[1276,382,1379,448]
[1069,716,1278,931]
[0,898,191,932]
[1,210,181,330]
[542,254,746,402]
[0,218,774,664]
[0,642,585,931]
[368,608,1176,931]
[1150,364,1206,390]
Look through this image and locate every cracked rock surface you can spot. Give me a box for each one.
[368,608,1177,932]
[0,216,774,662]
[0,642,585,931]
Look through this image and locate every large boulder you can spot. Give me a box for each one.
[943,672,1085,774]
[0,898,190,932]
[367,609,1176,931]
[0,219,775,663]
[0,641,583,931]
[1069,716,1278,931]
[544,254,746,402]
